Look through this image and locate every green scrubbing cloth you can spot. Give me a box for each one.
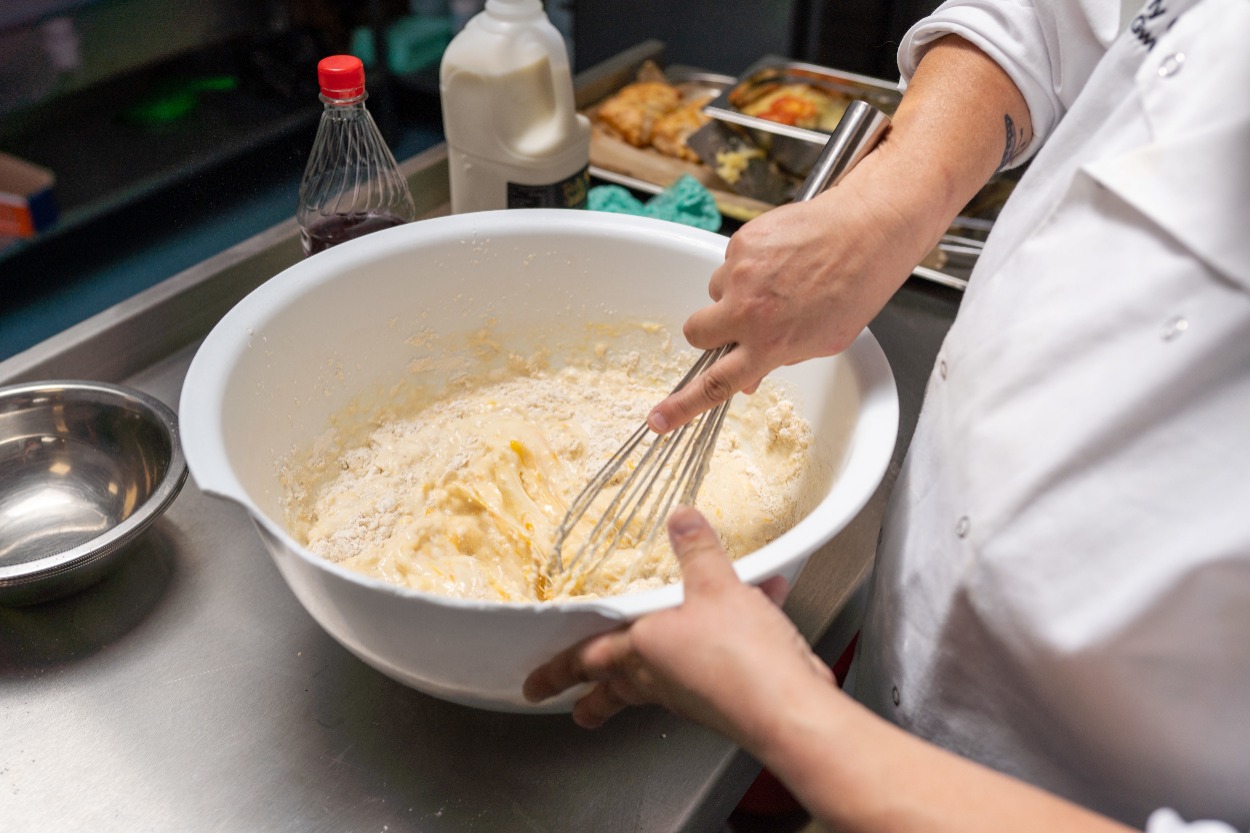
[642,175,722,231]
[587,185,645,215]
[589,175,721,232]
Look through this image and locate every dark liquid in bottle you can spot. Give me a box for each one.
[302,212,409,256]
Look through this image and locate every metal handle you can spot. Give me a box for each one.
[791,99,891,203]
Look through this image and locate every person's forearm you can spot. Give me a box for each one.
[833,34,1034,268]
[730,40,1122,832]
[753,681,1135,833]
[644,36,1036,432]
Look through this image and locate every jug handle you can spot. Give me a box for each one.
[519,23,582,140]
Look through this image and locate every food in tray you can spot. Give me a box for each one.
[594,81,683,147]
[736,82,850,131]
[650,97,714,162]
[282,327,813,603]
[684,120,797,205]
[591,67,715,163]
[711,144,767,186]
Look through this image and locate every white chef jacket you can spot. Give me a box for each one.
[852,0,1250,830]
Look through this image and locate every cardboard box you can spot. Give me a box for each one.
[0,151,57,238]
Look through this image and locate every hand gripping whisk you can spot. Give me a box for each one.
[548,100,891,582]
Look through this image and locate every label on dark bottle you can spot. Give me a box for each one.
[506,166,590,209]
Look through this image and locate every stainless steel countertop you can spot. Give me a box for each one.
[0,326,754,830]
[0,49,962,830]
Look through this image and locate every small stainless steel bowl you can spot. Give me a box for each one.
[0,380,187,606]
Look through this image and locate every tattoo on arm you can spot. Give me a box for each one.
[998,114,1029,170]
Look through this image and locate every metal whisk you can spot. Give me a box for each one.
[549,99,891,581]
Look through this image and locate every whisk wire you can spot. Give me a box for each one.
[551,345,733,578]
[629,399,731,561]
[548,98,893,586]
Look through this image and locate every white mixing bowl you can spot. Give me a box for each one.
[179,209,897,712]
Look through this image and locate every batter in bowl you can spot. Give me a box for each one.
[280,334,813,602]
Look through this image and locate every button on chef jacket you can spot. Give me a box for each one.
[851,0,1250,830]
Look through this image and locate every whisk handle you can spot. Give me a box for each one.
[792,99,892,203]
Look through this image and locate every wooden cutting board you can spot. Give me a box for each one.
[588,128,948,272]
[589,127,775,222]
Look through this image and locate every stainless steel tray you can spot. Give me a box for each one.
[694,55,1030,290]
[584,52,975,290]
[0,49,884,829]
[704,55,902,178]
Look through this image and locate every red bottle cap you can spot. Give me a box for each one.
[317,55,366,99]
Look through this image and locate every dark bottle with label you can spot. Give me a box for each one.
[297,55,417,256]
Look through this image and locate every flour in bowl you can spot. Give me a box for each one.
[280,338,812,602]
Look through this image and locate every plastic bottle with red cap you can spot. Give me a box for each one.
[296,55,417,257]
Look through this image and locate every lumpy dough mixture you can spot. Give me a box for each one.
[281,345,813,602]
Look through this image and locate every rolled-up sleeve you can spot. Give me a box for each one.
[896,0,1121,164]
[1147,809,1244,833]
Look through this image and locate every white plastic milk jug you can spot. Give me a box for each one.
[439,0,591,213]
